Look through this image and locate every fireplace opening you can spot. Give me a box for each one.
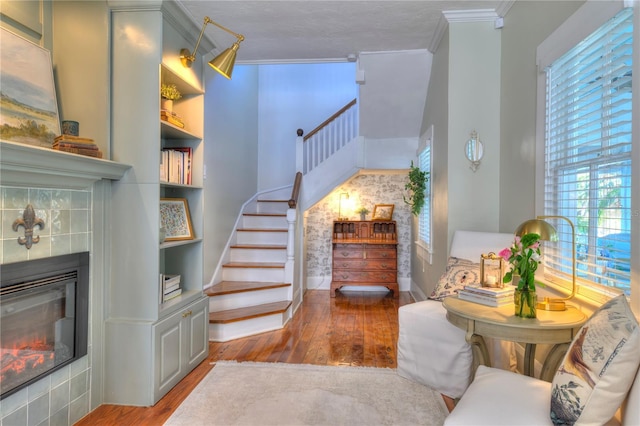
[1,252,89,399]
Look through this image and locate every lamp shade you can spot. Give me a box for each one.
[514,219,558,242]
[208,42,239,79]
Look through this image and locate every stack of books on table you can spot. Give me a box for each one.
[457,285,514,307]
[52,135,104,158]
[160,274,182,302]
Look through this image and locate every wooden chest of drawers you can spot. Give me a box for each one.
[331,221,398,298]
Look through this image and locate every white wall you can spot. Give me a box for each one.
[358,50,432,139]
[203,65,260,283]
[257,62,357,191]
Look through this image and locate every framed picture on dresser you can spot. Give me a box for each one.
[372,204,394,221]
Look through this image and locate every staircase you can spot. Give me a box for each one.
[206,198,293,342]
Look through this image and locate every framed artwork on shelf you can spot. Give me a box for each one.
[160,198,194,241]
[372,204,394,221]
[0,28,60,148]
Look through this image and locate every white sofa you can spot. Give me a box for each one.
[397,230,515,399]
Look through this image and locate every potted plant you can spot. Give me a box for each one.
[160,83,182,112]
[356,207,369,220]
[403,161,429,216]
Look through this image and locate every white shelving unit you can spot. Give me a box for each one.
[106,8,208,406]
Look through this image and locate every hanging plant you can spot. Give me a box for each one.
[403,161,429,216]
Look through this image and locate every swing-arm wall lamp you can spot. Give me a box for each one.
[180,16,245,79]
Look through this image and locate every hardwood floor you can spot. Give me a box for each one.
[75,289,415,425]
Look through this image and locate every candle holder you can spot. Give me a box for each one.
[480,252,504,288]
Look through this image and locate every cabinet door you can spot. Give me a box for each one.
[155,313,185,396]
[185,297,209,370]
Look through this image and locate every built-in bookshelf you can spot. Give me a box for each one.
[107,9,208,407]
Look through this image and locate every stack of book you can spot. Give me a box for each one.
[457,285,514,307]
[160,110,185,128]
[160,147,192,185]
[160,274,182,302]
[52,135,104,158]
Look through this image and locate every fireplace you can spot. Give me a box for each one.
[0,252,89,399]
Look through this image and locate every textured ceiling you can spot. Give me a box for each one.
[177,1,509,63]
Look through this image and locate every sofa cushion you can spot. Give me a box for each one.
[429,257,480,301]
[444,365,553,425]
[550,295,640,425]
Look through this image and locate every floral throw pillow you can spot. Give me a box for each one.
[550,295,640,425]
[428,257,480,301]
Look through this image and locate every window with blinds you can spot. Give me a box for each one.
[418,143,432,249]
[543,8,633,295]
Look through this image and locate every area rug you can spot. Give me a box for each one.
[164,361,449,425]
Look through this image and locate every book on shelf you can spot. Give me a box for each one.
[457,289,513,307]
[162,287,183,302]
[162,274,180,287]
[53,141,100,150]
[160,110,185,128]
[53,146,104,158]
[160,147,192,185]
[54,135,96,145]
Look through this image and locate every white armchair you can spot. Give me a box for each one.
[397,230,515,399]
[444,295,640,425]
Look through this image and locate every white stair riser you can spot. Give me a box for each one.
[256,202,289,214]
[222,267,284,282]
[209,308,292,342]
[230,248,287,263]
[237,231,287,245]
[209,287,290,311]
[243,215,287,229]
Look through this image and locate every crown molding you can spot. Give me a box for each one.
[430,1,514,53]
[442,9,499,23]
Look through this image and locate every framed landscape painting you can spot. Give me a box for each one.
[0,28,60,147]
[160,198,194,241]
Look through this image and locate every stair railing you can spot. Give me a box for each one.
[288,171,302,208]
[296,98,358,175]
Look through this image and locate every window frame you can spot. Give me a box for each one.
[535,0,638,313]
[415,125,433,264]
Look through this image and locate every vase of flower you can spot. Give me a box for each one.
[513,274,537,318]
[499,234,542,319]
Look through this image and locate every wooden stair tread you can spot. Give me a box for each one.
[209,301,292,324]
[222,262,285,268]
[230,244,286,250]
[206,281,290,296]
[237,228,287,232]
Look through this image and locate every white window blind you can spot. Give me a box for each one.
[418,143,432,248]
[544,8,633,295]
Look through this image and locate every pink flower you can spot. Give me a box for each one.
[499,248,512,261]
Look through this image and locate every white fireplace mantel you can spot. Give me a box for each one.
[0,141,130,189]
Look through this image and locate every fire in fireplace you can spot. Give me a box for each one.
[0,252,89,399]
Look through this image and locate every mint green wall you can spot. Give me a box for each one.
[499,0,584,233]
[413,29,450,298]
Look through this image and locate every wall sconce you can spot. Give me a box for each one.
[515,215,576,311]
[180,16,245,80]
[338,192,349,220]
[464,130,484,172]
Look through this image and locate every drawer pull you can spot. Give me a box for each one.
[182,310,192,318]
[341,274,349,279]
[381,253,389,258]
[340,252,351,257]
[381,263,388,268]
